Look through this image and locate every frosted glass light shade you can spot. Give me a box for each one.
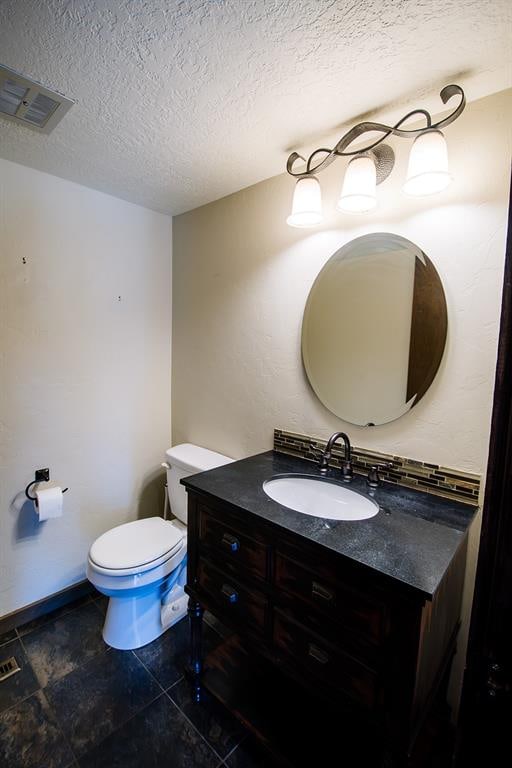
[403,129,451,196]
[286,176,323,227]
[337,155,377,213]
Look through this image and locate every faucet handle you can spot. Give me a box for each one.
[340,459,354,482]
[367,462,394,488]
[318,450,331,474]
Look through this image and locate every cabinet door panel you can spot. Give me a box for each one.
[273,610,380,711]
[275,553,388,646]
[197,559,267,635]
[199,504,268,581]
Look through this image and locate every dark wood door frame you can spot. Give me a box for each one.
[456,172,512,762]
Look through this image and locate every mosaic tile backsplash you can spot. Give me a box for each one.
[274,429,480,505]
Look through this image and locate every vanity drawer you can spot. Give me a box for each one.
[197,560,267,635]
[275,553,388,646]
[273,610,380,711]
[198,504,268,581]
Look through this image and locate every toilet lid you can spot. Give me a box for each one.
[89,517,184,573]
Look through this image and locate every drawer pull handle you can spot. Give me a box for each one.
[221,533,240,552]
[311,581,334,602]
[308,643,329,665]
[221,584,238,604]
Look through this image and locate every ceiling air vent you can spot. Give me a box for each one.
[0,64,74,134]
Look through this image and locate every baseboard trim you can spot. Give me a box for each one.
[0,580,94,635]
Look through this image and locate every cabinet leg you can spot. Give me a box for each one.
[187,600,204,702]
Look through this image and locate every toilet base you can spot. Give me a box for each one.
[161,589,189,630]
[103,584,188,650]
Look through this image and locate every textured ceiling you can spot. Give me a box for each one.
[0,0,510,215]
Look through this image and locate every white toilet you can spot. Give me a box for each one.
[86,443,233,650]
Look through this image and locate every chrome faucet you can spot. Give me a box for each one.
[318,432,353,482]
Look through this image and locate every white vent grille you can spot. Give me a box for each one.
[0,64,74,133]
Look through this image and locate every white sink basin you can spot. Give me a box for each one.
[262,475,379,521]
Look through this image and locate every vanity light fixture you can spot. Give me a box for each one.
[337,154,377,213]
[403,129,451,196]
[286,84,465,227]
[286,175,323,227]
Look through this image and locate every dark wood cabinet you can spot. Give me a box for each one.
[185,490,468,766]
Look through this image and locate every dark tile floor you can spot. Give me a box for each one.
[0,595,274,768]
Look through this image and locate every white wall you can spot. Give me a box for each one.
[172,88,512,715]
[0,159,172,617]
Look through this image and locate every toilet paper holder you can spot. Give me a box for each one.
[25,468,69,502]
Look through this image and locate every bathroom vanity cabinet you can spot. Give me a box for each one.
[183,451,475,767]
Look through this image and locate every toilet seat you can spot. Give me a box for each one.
[89,517,184,576]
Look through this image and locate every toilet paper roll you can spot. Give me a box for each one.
[35,485,63,520]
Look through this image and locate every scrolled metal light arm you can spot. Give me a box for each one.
[286,84,466,178]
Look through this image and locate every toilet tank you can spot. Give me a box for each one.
[164,443,233,524]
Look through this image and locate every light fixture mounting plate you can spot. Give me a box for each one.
[369,144,395,185]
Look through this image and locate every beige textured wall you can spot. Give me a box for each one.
[172,90,510,472]
[0,158,172,616]
[172,89,511,714]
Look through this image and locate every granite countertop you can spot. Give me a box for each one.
[182,450,477,600]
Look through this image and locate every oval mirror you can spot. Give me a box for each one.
[302,233,447,426]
